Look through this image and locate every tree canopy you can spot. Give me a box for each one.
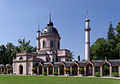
[90,22,120,60]
[0,38,36,65]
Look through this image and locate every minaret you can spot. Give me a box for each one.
[36,24,40,52]
[85,10,91,61]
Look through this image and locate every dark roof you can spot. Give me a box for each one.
[65,62,73,67]
[78,61,88,66]
[34,59,120,67]
[44,62,54,67]
[41,21,59,36]
[43,62,65,67]
[109,59,120,65]
[92,60,104,66]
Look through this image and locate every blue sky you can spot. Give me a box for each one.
[0,0,120,60]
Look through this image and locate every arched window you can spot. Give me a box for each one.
[57,42,60,49]
[19,57,23,60]
[43,41,46,48]
[46,58,48,62]
[53,58,54,62]
[19,65,23,74]
[50,41,54,47]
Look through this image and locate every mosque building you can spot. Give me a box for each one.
[10,13,120,76]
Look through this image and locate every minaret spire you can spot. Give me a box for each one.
[49,10,51,22]
[36,24,40,52]
[85,9,91,61]
[86,8,88,18]
[37,24,40,31]
[47,10,53,26]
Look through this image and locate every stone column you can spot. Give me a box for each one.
[53,67,54,73]
[37,67,39,75]
[110,65,112,77]
[100,66,103,76]
[92,66,95,76]
[0,67,1,73]
[84,66,86,76]
[47,67,49,75]
[77,66,79,76]
[1,67,3,73]
[118,65,120,77]
[70,67,72,76]
[58,67,60,75]
[42,67,44,73]
[7,68,8,74]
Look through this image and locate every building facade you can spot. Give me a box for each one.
[12,14,120,77]
[13,14,71,75]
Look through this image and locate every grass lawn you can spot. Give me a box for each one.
[0,75,119,84]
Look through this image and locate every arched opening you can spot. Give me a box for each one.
[103,63,110,76]
[39,65,43,75]
[1,66,4,73]
[48,65,53,75]
[50,41,54,47]
[86,63,93,76]
[72,63,78,76]
[112,66,118,77]
[7,66,11,74]
[43,41,46,48]
[19,57,23,60]
[59,64,64,75]
[19,65,23,74]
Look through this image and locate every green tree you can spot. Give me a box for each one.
[0,45,8,65]
[6,43,15,65]
[114,22,120,59]
[32,46,36,52]
[115,22,120,34]
[90,21,120,60]
[70,52,74,61]
[90,38,109,60]
[78,55,80,61]
[18,38,31,52]
[107,21,115,41]
[11,46,21,62]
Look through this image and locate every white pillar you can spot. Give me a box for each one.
[36,28,40,52]
[118,65,120,77]
[92,66,95,76]
[85,18,91,61]
[70,67,72,76]
[110,65,112,77]
[84,66,86,76]
[58,67,60,75]
[100,66,103,76]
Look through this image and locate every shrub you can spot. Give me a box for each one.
[42,72,47,76]
[112,72,118,77]
[79,68,84,74]
[64,68,70,74]
[32,68,37,73]
[8,68,13,72]
[2,71,7,74]
[53,72,58,76]
[94,72,100,77]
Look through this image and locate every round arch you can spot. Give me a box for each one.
[38,64,43,75]
[19,65,23,74]
[72,62,78,76]
[59,63,65,75]
[48,64,53,75]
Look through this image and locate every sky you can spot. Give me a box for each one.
[0,0,120,60]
